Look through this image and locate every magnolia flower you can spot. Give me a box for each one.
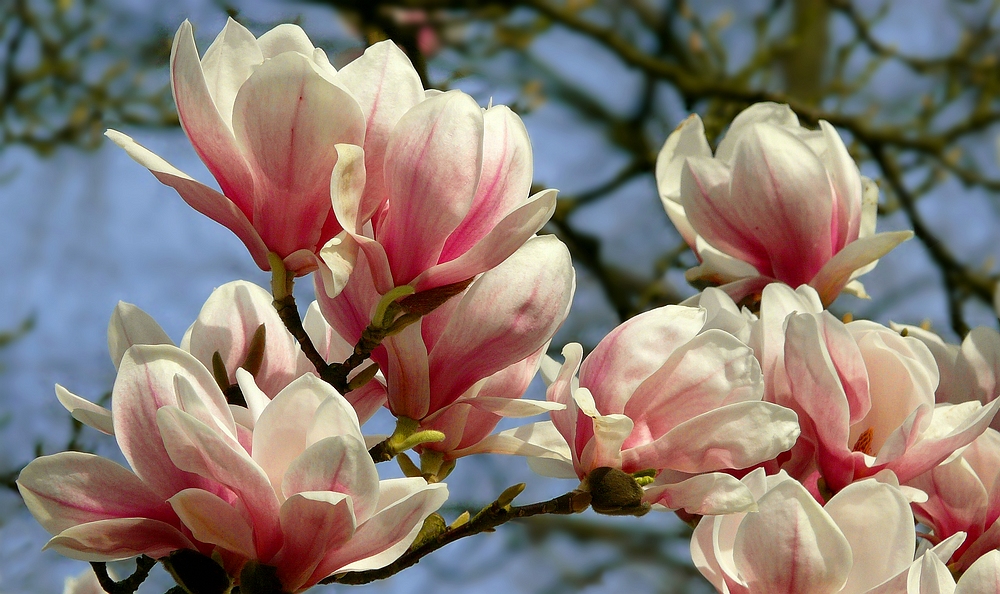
[656,103,911,306]
[910,429,1000,573]
[320,88,557,297]
[474,303,800,515]
[107,19,367,275]
[55,281,385,442]
[692,469,924,594]
[768,294,999,493]
[318,235,574,458]
[18,345,447,592]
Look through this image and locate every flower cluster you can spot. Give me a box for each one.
[19,17,1000,594]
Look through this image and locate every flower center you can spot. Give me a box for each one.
[852,427,875,456]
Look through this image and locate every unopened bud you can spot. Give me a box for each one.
[585,467,650,516]
[495,483,526,508]
[396,278,475,317]
[410,513,447,551]
[449,510,471,529]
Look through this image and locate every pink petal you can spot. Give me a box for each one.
[696,124,833,286]
[335,41,425,227]
[112,345,229,498]
[304,378,366,446]
[580,305,705,415]
[825,479,915,593]
[156,406,281,560]
[409,188,557,292]
[426,236,574,413]
[198,18,262,132]
[172,374,240,447]
[579,410,632,472]
[273,492,356,592]
[45,518,196,562]
[312,479,448,578]
[438,105,533,261]
[623,330,762,446]
[655,114,713,248]
[231,51,365,256]
[681,156,771,274]
[957,550,1000,594]
[168,488,256,559]
[314,247,387,350]
[809,231,912,306]
[250,374,347,496]
[714,102,800,164]
[281,436,379,524]
[910,455,988,540]
[959,520,1000,572]
[329,143,369,236]
[453,420,574,465]
[644,472,755,515]
[912,553,957,594]
[169,21,254,211]
[890,400,1000,484]
[256,23,317,59]
[379,90,484,284]
[958,326,1000,406]
[624,400,799,473]
[547,343,587,469]
[55,385,113,436]
[383,322,432,420]
[818,121,863,251]
[18,453,174,535]
[107,301,173,370]
[690,514,729,592]
[734,480,852,594]
[782,313,865,481]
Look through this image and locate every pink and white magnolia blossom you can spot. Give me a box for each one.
[476,303,800,515]
[18,344,447,592]
[55,281,385,443]
[755,283,1000,493]
[317,235,575,457]
[656,103,911,306]
[692,468,929,594]
[319,86,557,297]
[107,19,368,275]
[910,428,1000,573]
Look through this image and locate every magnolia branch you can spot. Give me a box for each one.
[325,486,593,585]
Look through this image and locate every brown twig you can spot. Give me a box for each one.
[90,556,157,594]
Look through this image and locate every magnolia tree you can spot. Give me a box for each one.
[16,17,1000,594]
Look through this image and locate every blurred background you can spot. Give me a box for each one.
[2,0,1000,591]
